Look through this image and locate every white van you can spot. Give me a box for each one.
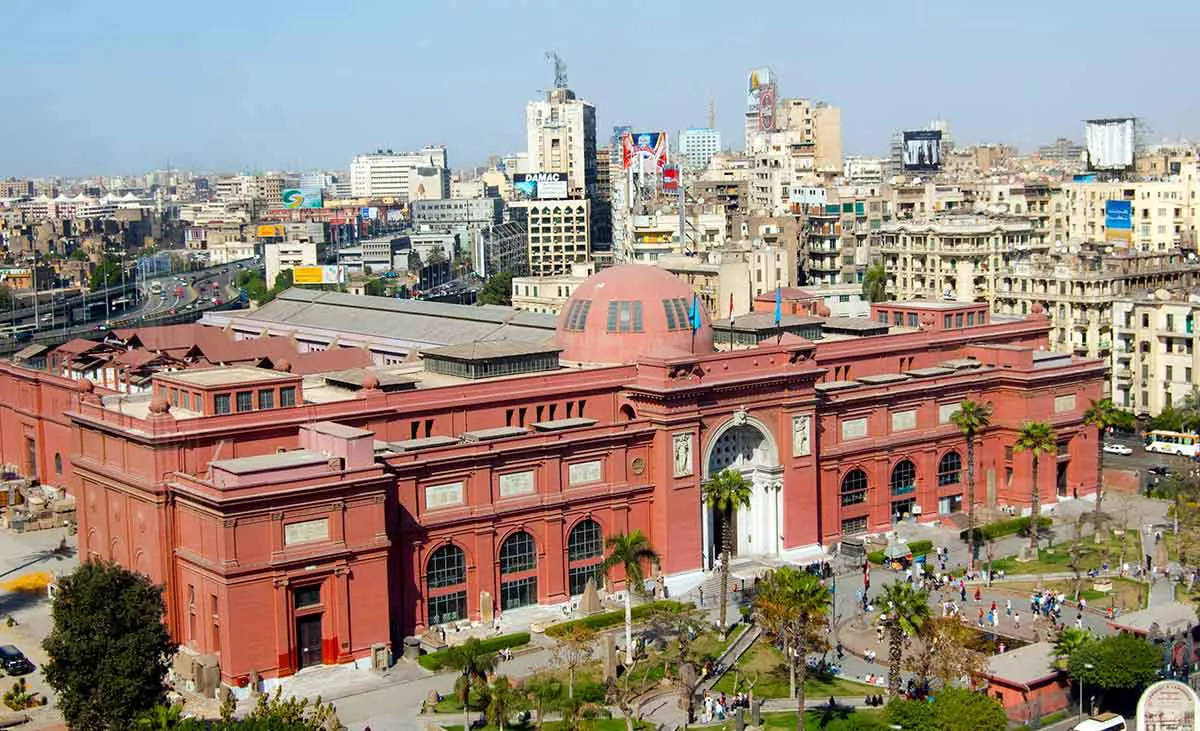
[1072,714,1126,731]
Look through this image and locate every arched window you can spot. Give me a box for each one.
[619,404,637,422]
[567,519,604,595]
[426,544,467,626]
[498,531,538,609]
[937,451,962,486]
[891,460,916,496]
[840,469,868,506]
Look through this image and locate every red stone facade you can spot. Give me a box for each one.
[0,280,1107,686]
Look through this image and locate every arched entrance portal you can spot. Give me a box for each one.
[702,418,783,569]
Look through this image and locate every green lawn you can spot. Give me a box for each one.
[986,531,1142,577]
[711,641,876,699]
[439,721,653,731]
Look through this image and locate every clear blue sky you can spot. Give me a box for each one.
[3,0,1198,177]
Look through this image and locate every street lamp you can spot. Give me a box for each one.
[1080,662,1094,717]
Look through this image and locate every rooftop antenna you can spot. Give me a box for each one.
[708,94,716,130]
[545,51,568,89]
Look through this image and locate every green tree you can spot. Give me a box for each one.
[1052,627,1095,670]
[522,676,564,729]
[443,637,498,731]
[601,530,660,666]
[880,581,931,698]
[364,277,389,297]
[951,399,992,573]
[886,686,1007,731]
[272,268,294,292]
[550,625,594,699]
[484,675,526,731]
[136,704,183,730]
[478,271,515,306]
[1068,633,1161,710]
[702,468,753,638]
[426,245,447,266]
[861,263,888,302]
[1015,421,1057,554]
[753,566,831,731]
[43,560,178,731]
[1083,398,1135,537]
[89,254,123,292]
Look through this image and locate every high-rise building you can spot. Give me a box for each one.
[349,147,449,201]
[525,88,596,199]
[678,128,722,171]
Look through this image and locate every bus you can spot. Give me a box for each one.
[1144,429,1200,457]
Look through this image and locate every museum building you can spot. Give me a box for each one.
[0,265,1106,685]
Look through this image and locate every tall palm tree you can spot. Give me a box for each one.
[1083,398,1135,537]
[443,637,498,731]
[484,675,526,731]
[862,263,888,303]
[753,567,831,731]
[1052,627,1094,670]
[951,399,992,573]
[1015,421,1057,554]
[702,468,753,638]
[880,581,930,698]
[602,530,660,665]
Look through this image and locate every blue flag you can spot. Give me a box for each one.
[689,294,702,331]
[774,285,782,326]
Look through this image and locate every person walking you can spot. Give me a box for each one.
[1014,610,1021,629]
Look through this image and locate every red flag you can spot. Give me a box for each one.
[728,293,735,324]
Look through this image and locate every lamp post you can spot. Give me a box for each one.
[1080,662,1094,717]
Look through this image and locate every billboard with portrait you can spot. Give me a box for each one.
[1086,118,1135,170]
[746,68,773,113]
[902,130,943,171]
[621,132,668,175]
[513,172,569,200]
[291,265,346,286]
[662,166,679,192]
[281,188,323,209]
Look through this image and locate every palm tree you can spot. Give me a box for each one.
[753,566,831,731]
[443,637,498,731]
[523,676,563,730]
[951,399,992,573]
[602,530,660,666]
[484,675,526,731]
[880,581,931,698]
[136,705,183,730]
[1015,421,1057,554]
[1052,627,1094,670]
[862,263,888,303]
[1083,398,1135,537]
[702,468,753,638]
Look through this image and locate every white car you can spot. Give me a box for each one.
[1102,443,1133,456]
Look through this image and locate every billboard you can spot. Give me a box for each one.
[1137,680,1199,731]
[291,265,347,285]
[902,130,943,171]
[621,132,669,175]
[1085,118,1135,170]
[746,67,772,113]
[1105,199,1133,245]
[513,172,569,200]
[256,224,285,238]
[281,187,322,209]
[662,166,679,192]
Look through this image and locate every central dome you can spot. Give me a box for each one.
[555,264,714,364]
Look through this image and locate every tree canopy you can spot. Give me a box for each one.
[861,263,887,302]
[885,687,1007,731]
[1067,633,1161,702]
[478,271,514,306]
[43,560,178,731]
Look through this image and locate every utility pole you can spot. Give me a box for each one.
[708,94,716,130]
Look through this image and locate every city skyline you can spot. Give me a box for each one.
[3,0,1200,177]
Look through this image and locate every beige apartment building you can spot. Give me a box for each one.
[879,214,1043,302]
[993,246,1200,360]
[510,263,594,314]
[1112,290,1200,415]
[744,98,842,212]
[1063,166,1200,252]
[510,198,591,277]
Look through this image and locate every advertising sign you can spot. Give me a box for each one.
[1086,118,1135,170]
[256,224,284,238]
[1104,200,1133,230]
[746,67,773,113]
[291,265,346,286]
[281,188,323,209]
[513,172,569,200]
[902,130,943,171]
[621,132,669,175]
[662,166,679,192]
[1137,680,1199,731]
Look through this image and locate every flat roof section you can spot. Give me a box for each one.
[306,421,374,440]
[461,426,529,442]
[420,341,564,362]
[161,366,297,388]
[814,380,860,393]
[532,417,598,432]
[856,373,910,385]
[905,366,955,378]
[387,436,462,452]
[210,449,329,475]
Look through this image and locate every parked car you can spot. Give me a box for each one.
[0,645,34,675]
[1102,443,1133,456]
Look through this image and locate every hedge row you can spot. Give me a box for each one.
[543,600,691,638]
[959,516,1052,543]
[418,631,532,671]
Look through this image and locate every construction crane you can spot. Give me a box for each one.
[545,51,568,89]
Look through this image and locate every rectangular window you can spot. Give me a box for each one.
[258,389,274,409]
[427,591,467,626]
[500,576,538,610]
[1005,445,1014,461]
[907,313,918,327]
[236,391,253,412]
[967,312,976,326]
[955,313,964,327]
[214,393,231,415]
[841,516,868,535]
[568,564,603,595]
[280,387,296,407]
[293,585,321,608]
[944,315,952,328]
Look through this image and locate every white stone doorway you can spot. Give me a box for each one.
[702,418,783,570]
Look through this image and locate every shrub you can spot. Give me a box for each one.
[543,600,691,638]
[907,540,933,557]
[960,516,1051,543]
[866,550,886,565]
[418,632,532,671]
